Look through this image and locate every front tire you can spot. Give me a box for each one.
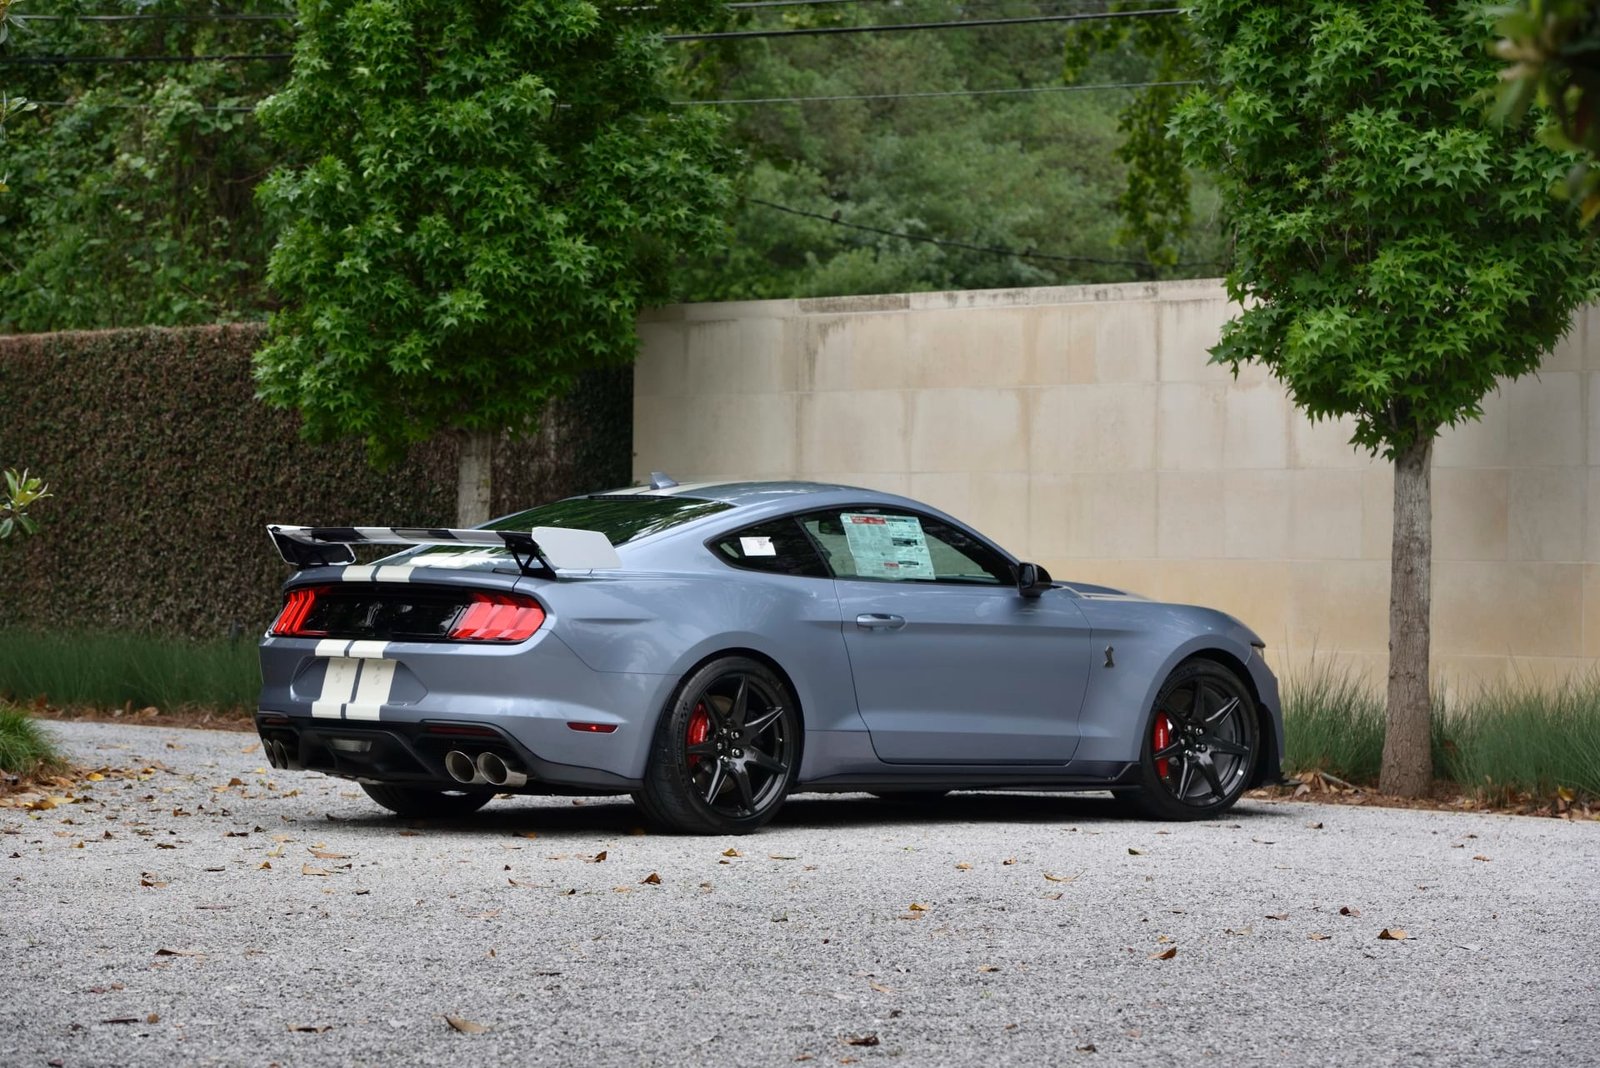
[1118,660,1258,821]
[359,782,494,819]
[635,656,801,834]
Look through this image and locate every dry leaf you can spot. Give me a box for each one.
[301,864,331,877]
[1148,947,1178,960]
[868,981,894,994]
[721,848,743,858]
[146,1013,160,1024]
[516,831,539,839]
[1127,848,1144,856]
[1308,932,1330,941]
[1265,913,1289,921]
[155,842,177,850]
[587,851,607,863]
[1306,821,1324,829]
[154,948,202,957]
[842,1034,880,1047]
[768,854,798,860]
[139,873,167,888]
[1378,928,1408,941]
[641,872,662,885]
[907,902,929,911]
[1340,906,1361,917]
[977,965,1000,973]
[507,879,543,889]
[1002,857,1017,866]
[1472,855,1491,862]
[1043,872,1077,883]
[310,849,348,860]
[287,1024,332,1034]
[445,1015,488,1035]
[258,861,272,871]
[955,861,973,870]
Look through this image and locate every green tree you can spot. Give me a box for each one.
[1173,0,1599,796]
[0,0,38,195]
[254,0,733,523]
[1494,0,1600,222]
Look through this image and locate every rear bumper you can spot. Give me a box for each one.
[256,713,642,793]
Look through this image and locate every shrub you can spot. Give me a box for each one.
[0,705,62,778]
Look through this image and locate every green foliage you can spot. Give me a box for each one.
[0,703,61,777]
[0,631,260,711]
[1174,0,1600,459]
[1494,0,1600,224]
[0,324,629,639]
[255,0,733,465]
[681,0,1226,302]
[0,1,288,327]
[0,467,49,539]
[1062,0,1209,267]
[1284,662,1600,799]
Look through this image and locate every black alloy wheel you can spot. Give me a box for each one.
[359,782,494,818]
[1118,660,1258,820]
[636,656,800,834]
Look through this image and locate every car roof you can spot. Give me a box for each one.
[595,480,885,509]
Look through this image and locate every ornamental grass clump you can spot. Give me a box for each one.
[0,704,62,778]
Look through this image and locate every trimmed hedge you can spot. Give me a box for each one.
[0,324,630,639]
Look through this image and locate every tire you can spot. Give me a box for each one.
[1117,660,1259,821]
[634,656,801,835]
[359,782,494,819]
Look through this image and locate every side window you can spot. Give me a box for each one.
[799,509,1012,585]
[709,517,829,578]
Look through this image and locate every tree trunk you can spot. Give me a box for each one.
[456,429,494,527]
[1379,437,1433,797]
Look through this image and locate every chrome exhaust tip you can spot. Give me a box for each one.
[476,751,528,789]
[264,739,285,769]
[444,750,488,785]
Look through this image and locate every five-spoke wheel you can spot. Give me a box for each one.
[636,656,800,834]
[1118,660,1258,820]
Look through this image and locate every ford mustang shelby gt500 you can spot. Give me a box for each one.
[258,479,1282,833]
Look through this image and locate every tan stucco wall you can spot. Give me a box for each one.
[633,279,1598,690]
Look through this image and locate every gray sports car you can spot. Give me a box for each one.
[257,479,1283,833]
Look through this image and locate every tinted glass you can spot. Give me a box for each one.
[710,518,828,578]
[800,508,1012,585]
[484,495,732,545]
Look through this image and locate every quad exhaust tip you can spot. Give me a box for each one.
[476,751,529,789]
[444,749,488,785]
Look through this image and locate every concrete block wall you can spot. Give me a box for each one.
[633,280,1596,690]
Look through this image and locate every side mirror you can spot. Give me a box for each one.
[1016,562,1053,598]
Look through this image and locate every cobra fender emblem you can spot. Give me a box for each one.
[1104,645,1115,668]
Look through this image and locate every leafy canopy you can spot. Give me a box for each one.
[1174,0,1599,458]
[254,0,733,462]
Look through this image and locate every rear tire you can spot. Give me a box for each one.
[635,656,801,835]
[359,782,494,819]
[1118,660,1259,821]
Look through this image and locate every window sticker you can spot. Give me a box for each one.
[840,513,935,580]
[739,535,777,557]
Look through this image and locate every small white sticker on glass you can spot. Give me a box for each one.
[740,536,777,557]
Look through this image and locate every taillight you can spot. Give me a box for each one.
[270,586,327,637]
[449,592,545,642]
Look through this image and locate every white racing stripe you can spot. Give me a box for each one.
[372,565,415,583]
[309,641,397,719]
[342,565,377,582]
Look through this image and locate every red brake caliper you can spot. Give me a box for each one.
[686,703,711,768]
[1153,714,1173,779]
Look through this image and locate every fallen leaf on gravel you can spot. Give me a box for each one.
[258,862,272,870]
[1265,913,1289,921]
[868,982,894,994]
[897,912,922,921]
[287,1024,332,1034]
[154,948,202,957]
[267,846,285,858]
[1306,821,1323,829]
[1148,947,1177,960]
[398,830,421,837]
[139,873,167,888]
[155,842,177,850]
[1378,928,1408,941]
[977,965,1000,973]
[1340,906,1361,917]
[1043,892,1063,900]
[310,849,348,860]
[721,848,743,858]
[301,864,331,877]
[794,1055,814,1062]
[102,1017,141,1025]
[641,872,662,885]
[768,854,797,860]
[271,834,294,843]
[842,1034,880,1047]
[907,902,928,911]
[1127,848,1144,856]
[1043,872,1078,883]
[1077,1042,1098,1052]
[146,1013,160,1023]
[1002,857,1017,866]
[1308,932,1330,941]
[1472,855,1491,862]
[516,831,539,840]
[86,773,105,782]
[445,1015,488,1035]
[507,879,544,889]
[955,861,973,870]
[586,851,607,863]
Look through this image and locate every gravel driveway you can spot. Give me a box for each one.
[3,720,1595,1067]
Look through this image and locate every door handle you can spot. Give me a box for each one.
[855,613,906,630]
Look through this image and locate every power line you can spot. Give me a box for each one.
[664,7,1176,40]
[32,98,257,112]
[749,197,1221,268]
[0,52,292,65]
[16,12,294,21]
[675,78,1201,105]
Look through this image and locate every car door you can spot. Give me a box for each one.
[799,506,1094,765]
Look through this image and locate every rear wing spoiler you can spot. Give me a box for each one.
[266,524,622,576]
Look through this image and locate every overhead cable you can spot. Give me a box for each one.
[675,78,1201,105]
[0,52,292,65]
[663,7,1178,40]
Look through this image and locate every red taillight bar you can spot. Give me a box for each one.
[449,592,545,643]
[270,586,327,637]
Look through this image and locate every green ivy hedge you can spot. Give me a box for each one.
[0,324,631,639]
